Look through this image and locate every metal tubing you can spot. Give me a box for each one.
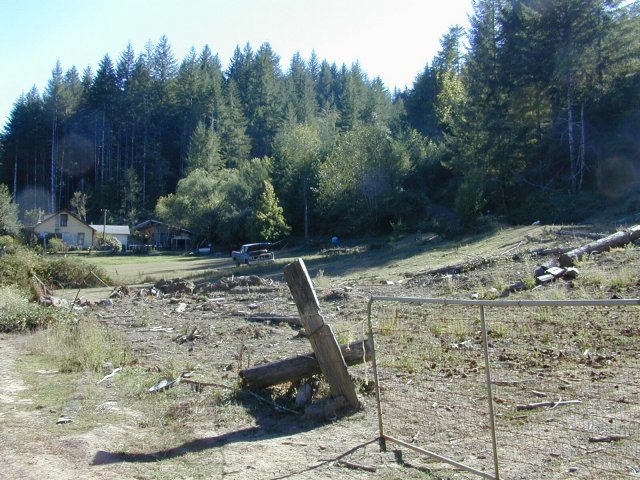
[368,295,640,307]
[366,297,385,448]
[480,305,500,480]
[383,434,496,480]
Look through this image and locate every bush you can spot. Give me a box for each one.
[47,237,69,254]
[0,286,65,332]
[0,235,21,255]
[94,233,122,253]
[0,242,38,291]
[34,257,114,289]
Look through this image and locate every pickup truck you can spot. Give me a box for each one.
[231,242,275,266]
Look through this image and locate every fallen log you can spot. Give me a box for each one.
[558,224,640,267]
[239,339,371,390]
[422,257,496,276]
[554,229,607,240]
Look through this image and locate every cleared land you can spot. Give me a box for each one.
[1,224,638,479]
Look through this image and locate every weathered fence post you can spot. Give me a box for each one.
[283,258,360,409]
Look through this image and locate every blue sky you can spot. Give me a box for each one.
[0,0,472,130]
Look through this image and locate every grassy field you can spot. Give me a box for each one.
[73,251,236,285]
[70,224,553,287]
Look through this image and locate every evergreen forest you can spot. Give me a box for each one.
[1,0,639,247]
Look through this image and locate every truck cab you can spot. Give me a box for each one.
[231,242,275,266]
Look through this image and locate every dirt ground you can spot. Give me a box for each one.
[1,225,639,479]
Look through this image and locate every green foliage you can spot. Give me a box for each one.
[454,172,487,226]
[155,168,224,243]
[185,121,223,174]
[250,180,291,241]
[316,124,410,232]
[94,232,122,253]
[70,191,89,222]
[0,242,37,291]
[30,318,131,373]
[0,286,65,332]
[47,237,69,254]
[0,184,21,237]
[120,169,140,224]
[34,257,114,289]
[2,14,639,237]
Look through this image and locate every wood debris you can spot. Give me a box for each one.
[516,399,582,411]
[337,460,377,473]
[97,367,122,384]
[588,434,629,443]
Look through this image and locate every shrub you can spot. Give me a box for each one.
[34,257,114,289]
[94,233,122,253]
[47,237,69,254]
[0,242,38,291]
[0,286,65,332]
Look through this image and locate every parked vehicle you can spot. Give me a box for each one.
[231,242,275,266]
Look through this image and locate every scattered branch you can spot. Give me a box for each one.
[516,399,582,411]
[97,367,122,385]
[337,460,377,473]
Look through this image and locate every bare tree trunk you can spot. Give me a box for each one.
[94,113,99,188]
[567,83,576,195]
[101,110,106,184]
[578,102,585,192]
[142,124,147,210]
[13,151,18,201]
[49,110,57,213]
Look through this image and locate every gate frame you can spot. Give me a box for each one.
[366,296,640,480]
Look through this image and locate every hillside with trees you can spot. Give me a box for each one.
[1,0,639,247]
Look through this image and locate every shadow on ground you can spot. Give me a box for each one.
[91,390,365,467]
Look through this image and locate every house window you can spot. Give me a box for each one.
[60,214,68,227]
[77,232,85,247]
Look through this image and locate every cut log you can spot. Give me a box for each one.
[239,339,371,389]
[558,225,640,267]
[284,259,360,408]
[554,229,607,240]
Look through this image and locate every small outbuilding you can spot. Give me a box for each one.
[89,224,131,249]
[134,220,192,250]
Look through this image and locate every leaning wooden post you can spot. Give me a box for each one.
[283,258,360,409]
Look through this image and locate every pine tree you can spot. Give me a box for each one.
[252,180,291,241]
[185,120,223,174]
[219,81,252,168]
[88,54,118,188]
[286,52,318,123]
[245,43,286,157]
